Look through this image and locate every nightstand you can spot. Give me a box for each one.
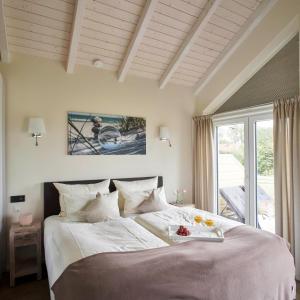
[9,221,42,287]
[171,203,195,208]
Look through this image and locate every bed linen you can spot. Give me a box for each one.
[46,207,296,300]
[44,215,168,299]
[52,225,295,300]
[134,206,242,244]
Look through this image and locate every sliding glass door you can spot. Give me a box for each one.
[214,112,274,232]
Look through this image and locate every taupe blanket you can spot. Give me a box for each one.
[52,226,295,300]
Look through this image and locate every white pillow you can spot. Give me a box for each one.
[113,177,158,210]
[61,193,96,217]
[82,191,120,223]
[137,187,171,213]
[54,180,110,216]
[122,190,153,216]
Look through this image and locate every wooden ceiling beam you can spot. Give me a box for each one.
[0,0,9,63]
[194,0,278,97]
[159,0,221,89]
[66,0,86,73]
[117,0,159,82]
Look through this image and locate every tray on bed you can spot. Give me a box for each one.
[168,225,224,242]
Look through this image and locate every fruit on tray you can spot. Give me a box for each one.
[194,215,203,224]
[204,219,215,227]
[176,225,191,236]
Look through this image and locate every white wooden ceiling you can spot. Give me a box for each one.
[0,0,272,92]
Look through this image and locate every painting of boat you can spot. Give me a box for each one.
[68,112,146,155]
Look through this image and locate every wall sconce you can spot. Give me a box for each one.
[28,117,46,146]
[159,126,171,147]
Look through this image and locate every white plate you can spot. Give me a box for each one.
[168,224,224,242]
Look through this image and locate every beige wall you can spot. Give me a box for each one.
[0,53,195,222]
[196,0,300,114]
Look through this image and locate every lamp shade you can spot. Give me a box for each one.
[28,118,46,135]
[159,126,170,140]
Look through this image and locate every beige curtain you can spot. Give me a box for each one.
[193,115,214,212]
[274,96,300,259]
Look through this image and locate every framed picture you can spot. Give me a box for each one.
[68,112,146,155]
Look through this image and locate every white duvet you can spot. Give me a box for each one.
[134,207,242,244]
[44,216,168,290]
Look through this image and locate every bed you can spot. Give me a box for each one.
[43,176,296,300]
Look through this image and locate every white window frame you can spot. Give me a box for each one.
[212,104,272,227]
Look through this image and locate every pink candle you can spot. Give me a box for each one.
[19,213,33,226]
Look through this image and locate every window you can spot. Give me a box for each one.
[214,108,275,233]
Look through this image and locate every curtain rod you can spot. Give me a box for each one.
[194,102,274,120]
[212,94,299,118]
[211,102,273,121]
[213,101,273,116]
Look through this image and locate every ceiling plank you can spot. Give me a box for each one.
[117,0,159,82]
[159,0,221,89]
[66,0,86,73]
[0,0,9,63]
[194,0,278,97]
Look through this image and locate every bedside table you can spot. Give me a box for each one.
[171,203,195,208]
[9,221,42,287]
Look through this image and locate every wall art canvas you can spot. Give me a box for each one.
[68,112,146,155]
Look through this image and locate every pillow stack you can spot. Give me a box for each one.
[113,177,158,210]
[113,177,171,216]
[54,180,110,218]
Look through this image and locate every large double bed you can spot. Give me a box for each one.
[43,176,296,300]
